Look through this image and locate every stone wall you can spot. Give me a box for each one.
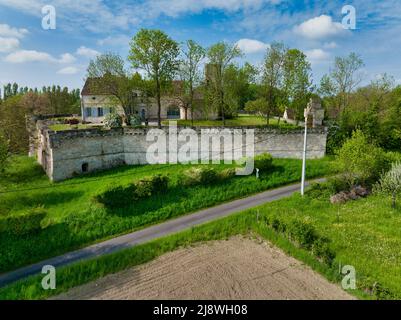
[31,125,327,181]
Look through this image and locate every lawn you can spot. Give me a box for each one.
[162,115,300,129]
[48,124,103,131]
[1,185,399,300]
[0,156,334,273]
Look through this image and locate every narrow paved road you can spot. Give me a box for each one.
[0,179,323,287]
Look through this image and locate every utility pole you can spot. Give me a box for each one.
[301,102,312,196]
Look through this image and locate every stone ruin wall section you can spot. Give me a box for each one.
[37,127,327,181]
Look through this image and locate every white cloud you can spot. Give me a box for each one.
[0,23,29,38]
[0,0,282,32]
[305,49,330,63]
[59,53,76,64]
[4,50,76,64]
[235,38,269,54]
[57,66,79,75]
[4,50,55,63]
[0,37,20,52]
[294,15,345,40]
[76,46,100,58]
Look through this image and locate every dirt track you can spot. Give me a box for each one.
[54,237,354,300]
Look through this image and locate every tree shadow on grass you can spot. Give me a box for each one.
[0,158,46,185]
[0,190,84,212]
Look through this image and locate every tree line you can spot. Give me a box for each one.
[0,84,81,156]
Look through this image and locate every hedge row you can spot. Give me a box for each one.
[262,214,335,265]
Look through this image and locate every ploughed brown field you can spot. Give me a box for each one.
[53,237,354,300]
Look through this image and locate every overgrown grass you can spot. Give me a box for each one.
[0,156,334,273]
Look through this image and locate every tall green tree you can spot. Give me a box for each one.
[129,29,180,128]
[320,52,364,114]
[179,40,206,123]
[223,62,257,117]
[86,52,143,120]
[207,42,242,125]
[261,42,286,124]
[283,48,313,123]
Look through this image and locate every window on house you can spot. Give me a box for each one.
[98,107,104,117]
[85,108,92,117]
[82,163,89,172]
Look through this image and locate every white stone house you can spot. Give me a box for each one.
[81,78,217,124]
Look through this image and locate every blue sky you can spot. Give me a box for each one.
[1,0,401,91]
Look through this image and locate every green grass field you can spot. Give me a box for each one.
[48,124,102,131]
[4,185,399,300]
[0,156,334,273]
[162,115,299,128]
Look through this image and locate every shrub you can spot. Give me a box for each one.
[374,161,401,208]
[305,182,332,199]
[147,174,169,194]
[335,130,388,187]
[288,220,318,249]
[0,208,47,236]
[95,184,136,208]
[327,176,350,194]
[134,174,169,199]
[254,153,273,172]
[65,118,79,125]
[182,167,218,186]
[104,112,122,128]
[218,168,236,181]
[96,175,170,207]
[134,179,153,199]
[312,237,335,265]
[386,151,401,164]
[128,115,142,127]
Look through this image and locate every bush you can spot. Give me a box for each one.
[182,167,218,186]
[95,184,136,208]
[312,237,335,265]
[134,174,169,199]
[218,168,236,181]
[96,175,170,207]
[386,151,401,164]
[134,179,153,199]
[335,130,388,187]
[147,174,169,194]
[128,115,142,127]
[374,161,401,208]
[0,208,47,236]
[65,118,79,125]
[104,112,122,128]
[254,153,273,172]
[305,182,332,199]
[327,176,350,194]
[288,220,318,249]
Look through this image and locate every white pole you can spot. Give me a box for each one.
[301,115,308,196]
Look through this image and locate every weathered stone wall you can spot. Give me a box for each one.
[32,126,327,181]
